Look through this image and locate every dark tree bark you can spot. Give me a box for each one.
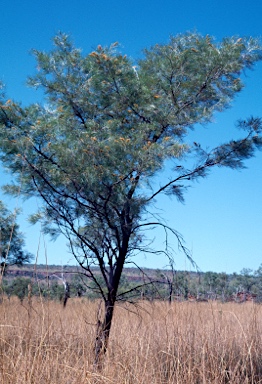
[63,281,70,308]
[94,299,115,367]
[94,231,128,367]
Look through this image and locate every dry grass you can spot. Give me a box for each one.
[0,297,261,383]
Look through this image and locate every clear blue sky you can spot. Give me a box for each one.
[0,0,261,273]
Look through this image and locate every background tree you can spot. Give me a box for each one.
[237,268,255,292]
[254,264,262,301]
[0,32,262,363]
[217,272,229,301]
[6,277,31,303]
[203,271,220,295]
[0,200,32,273]
[70,273,87,298]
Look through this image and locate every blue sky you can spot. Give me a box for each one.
[0,0,261,273]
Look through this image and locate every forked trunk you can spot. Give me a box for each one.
[94,231,130,367]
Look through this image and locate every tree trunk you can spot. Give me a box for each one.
[93,231,130,367]
[168,279,173,305]
[94,299,115,368]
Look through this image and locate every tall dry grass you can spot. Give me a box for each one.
[0,297,261,383]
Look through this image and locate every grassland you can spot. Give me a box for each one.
[0,297,261,383]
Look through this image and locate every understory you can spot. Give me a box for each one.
[0,298,261,383]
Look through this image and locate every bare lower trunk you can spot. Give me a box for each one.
[63,281,70,308]
[93,232,130,368]
[94,299,115,368]
[168,280,173,304]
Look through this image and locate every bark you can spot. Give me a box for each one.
[63,281,70,308]
[94,247,127,367]
[94,299,115,368]
[168,279,173,305]
[94,210,131,367]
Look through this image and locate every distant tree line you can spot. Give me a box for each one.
[2,265,262,304]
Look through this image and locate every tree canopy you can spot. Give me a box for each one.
[0,32,261,360]
[0,200,32,269]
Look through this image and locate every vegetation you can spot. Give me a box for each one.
[0,200,32,273]
[0,32,262,361]
[0,297,261,383]
[3,264,262,303]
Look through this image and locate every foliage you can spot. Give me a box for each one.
[236,267,256,292]
[4,277,31,302]
[70,274,87,297]
[0,32,262,359]
[3,264,262,303]
[0,200,32,270]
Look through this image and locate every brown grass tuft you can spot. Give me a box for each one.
[0,297,261,383]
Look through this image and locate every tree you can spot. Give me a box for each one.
[0,32,262,363]
[0,200,32,272]
[6,277,31,303]
[254,264,262,300]
[237,268,255,292]
[203,271,219,292]
[217,272,229,301]
[70,273,87,297]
